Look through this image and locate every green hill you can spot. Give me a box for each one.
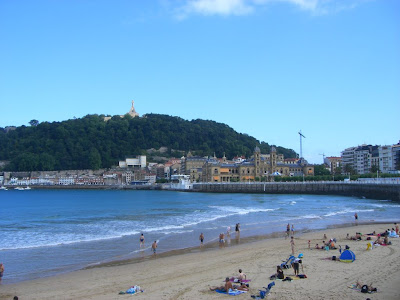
[0,114,297,171]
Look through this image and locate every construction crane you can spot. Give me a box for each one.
[298,130,306,158]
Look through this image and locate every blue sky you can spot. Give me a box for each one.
[1,0,399,163]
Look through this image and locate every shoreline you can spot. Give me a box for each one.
[83,220,396,271]
[0,223,400,300]
[1,222,400,299]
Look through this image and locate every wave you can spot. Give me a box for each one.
[324,208,374,217]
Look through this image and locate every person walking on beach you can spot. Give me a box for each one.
[286,223,290,239]
[151,241,157,255]
[291,224,295,236]
[199,233,204,247]
[0,263,4,283]
[139,233,145,247]
[354,213,358,223]
[290,237,295,255]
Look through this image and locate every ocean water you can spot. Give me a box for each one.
[0,189,399,283]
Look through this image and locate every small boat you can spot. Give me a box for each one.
[0,186,8,191]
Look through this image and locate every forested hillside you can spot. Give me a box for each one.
[0,114,297,171]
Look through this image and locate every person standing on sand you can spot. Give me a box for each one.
[395,223,399,235]
[290,237,295,255]
[139,233,145,247]
[0,263,4,283]
[151,241,157,255]
[286,223,290,239]
[199,233,204,247]
[291,224,295,236]
[354,213,358,223]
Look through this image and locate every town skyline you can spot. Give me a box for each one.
[1,0,399,164]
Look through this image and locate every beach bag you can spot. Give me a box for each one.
[361,285,368,293]
[332,256,337,261]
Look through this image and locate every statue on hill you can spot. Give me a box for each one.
[128,100,139,118]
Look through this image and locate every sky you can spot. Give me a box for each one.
[0,0,399,164]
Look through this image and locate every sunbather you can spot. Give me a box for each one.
[276,265,284,279]
[238,269,247,282]
[210,277,233,292]
[234,283,249,291]
[356,281,377,292]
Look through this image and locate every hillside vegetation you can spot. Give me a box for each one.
[0,114,296,171]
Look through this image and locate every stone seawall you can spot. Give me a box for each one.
[192,182,400,201]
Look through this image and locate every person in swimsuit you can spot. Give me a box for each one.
[152,241,157,255]
[199,233,204,247]
[235,223,240,233]
[210,277,233,292]
[140,233,145,247]
[0,263,4,283]
[219,233,225,247]
[238,269,247,282]
[286,223,290,239]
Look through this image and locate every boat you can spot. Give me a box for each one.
[0,186,8,191]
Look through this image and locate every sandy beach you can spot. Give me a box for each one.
[1,223,399,300]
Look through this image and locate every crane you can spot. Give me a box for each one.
[298,131,306,158]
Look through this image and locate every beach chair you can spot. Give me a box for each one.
[251,282,275,299]
[280,255,295,269]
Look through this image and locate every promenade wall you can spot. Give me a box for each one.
[192,182,400,201]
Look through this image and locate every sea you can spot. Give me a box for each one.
[1,189,399,284]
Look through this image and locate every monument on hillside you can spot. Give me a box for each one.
[128,100,139,118]
[104,100,139,121]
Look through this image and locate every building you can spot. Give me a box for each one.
[202,147,314,182]
[324,157,341,174]
[379,145,394,173]
[181,151,207,182]
[119,155,147,169]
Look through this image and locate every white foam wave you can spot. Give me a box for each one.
[324,208,374,217]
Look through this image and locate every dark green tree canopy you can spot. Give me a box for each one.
[0,114,297,171]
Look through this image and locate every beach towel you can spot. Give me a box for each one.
[215,289,247,295]
[229,277,251,283]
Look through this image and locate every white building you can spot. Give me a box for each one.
[119,155,147,168]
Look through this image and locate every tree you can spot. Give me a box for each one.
[29,119,39,126]
[370,165,379,174]
[314,164,331,176]
[88,148,102,170]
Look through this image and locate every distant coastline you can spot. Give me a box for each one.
[3,181,400,201]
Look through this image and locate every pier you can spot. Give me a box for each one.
[192,181,400,201]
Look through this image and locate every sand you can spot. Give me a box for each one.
[1,223,399,300]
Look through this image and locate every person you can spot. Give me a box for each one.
[235,223,240,233]
[227,226,231,236]
[199,233,204,247]
[0,263,4,283]
[292,257,300,276]
[151,240,157,255]
[374,236,383,245]
[234,282,249,291]
[323,233,327,239]
[354,213,358,222]
[210,277,233,292]
[276,265,284,279]
[308,240,311,250]
[238,269,247,282]
[286,223,290,239]
[395,223,399,235]
[139,233,145,247]
[355,281,377,292]
[290,236,295,255]
[291,224,294,236]
[315,243,321,249]
[13,297,18,300]
[219,233,225,247]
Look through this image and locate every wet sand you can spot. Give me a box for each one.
[1,222,399,300]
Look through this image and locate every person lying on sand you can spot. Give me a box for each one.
[356,281,377,292]
[210,277,233,292]
[233,282,249,291]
